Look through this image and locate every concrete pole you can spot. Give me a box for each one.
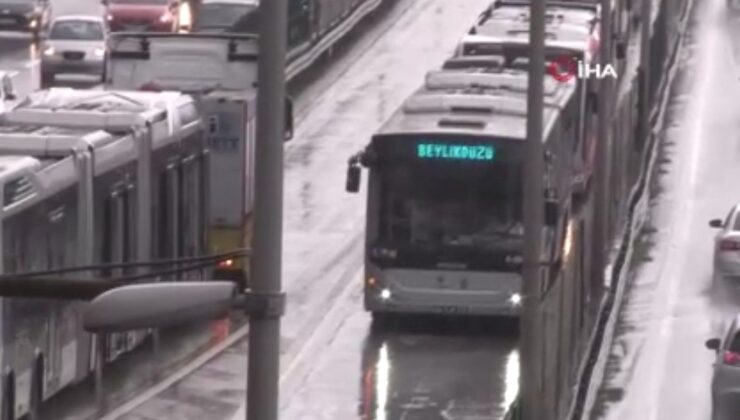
[246,0,287,418]
[522,0,545,419]
[640,0,652,143]
[590,0,613,308]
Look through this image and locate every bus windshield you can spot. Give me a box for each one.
[371,138,524,270]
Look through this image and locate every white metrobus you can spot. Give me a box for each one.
[345,76,579,318]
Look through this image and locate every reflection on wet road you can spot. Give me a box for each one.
[592,1,740,419]
[358,321,518,420]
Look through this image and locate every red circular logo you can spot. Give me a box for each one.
[547,55,578,83]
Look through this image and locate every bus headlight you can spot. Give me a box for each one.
[509,293,522,306]
[380,289,391,300]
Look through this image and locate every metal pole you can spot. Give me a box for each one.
[247,0,287,418]
[640,0,652,143]
[590,0,613,308]
[94,334,105,414]
[522,0,545,419]
[2,368,15,420]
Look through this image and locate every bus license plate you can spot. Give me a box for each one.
[436,305,471,314]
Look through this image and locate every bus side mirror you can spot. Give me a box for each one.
[346,164,361,193]
[284,96,294,142]
[545,200,559,227]
[705,338,721,351]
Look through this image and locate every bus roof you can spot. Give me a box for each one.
[476,3,598,31]
[0,124,120,158]
[460,3,600,60]
[0,154,82,215]
[6,88,186,130]
[487,0,601,14]
[375,87,562,141]
[423,67,578,104]
[0,155,41,182]
[459,34,594,61]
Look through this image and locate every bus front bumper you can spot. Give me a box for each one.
[364,286,522,317]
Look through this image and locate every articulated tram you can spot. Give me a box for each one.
[424,63,589,204]
[455,1,603,196]
[0,90,207,416]
[346,79,578,317]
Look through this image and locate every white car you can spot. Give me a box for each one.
[710,204,740,279]
[40,15,108,87]
[0,71,17,113]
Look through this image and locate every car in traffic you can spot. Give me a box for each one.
[706,317,740,420]
[709,205,740,281]
[191,0,258,33]
[0,0,51,40]
[103,0,180,32]
[41,16,108,87]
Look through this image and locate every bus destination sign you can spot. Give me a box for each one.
[416,143,495,161]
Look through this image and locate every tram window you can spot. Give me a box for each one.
[178,161,189,260]
[185,158,199,257]
[3,220,18,273]
[122,185,136,272]
[168,166,179,262]
[157,171,170,259]
[29,214,48,272]
[193,156,205,255]
[199,154,208,253]
[101,195,114,277]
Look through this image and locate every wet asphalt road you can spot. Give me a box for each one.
[107,0,518,418]
[99,0,518,420]
[591,0,740,419]
[2,0,525,419]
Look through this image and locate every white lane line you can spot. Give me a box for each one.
[644,4,719,420]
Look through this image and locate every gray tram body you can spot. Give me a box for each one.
[0,90,207,417]
[423,66,588,195]
[351,77,578,317]
[453,0,602,195]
